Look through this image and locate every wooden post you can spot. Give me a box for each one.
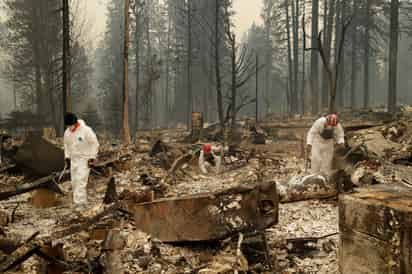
[191,112,203,141]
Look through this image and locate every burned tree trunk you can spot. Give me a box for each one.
[350,0,359,109]
[122,0,131,144]
[285,1,294,114]
[62,0,71,116]
[303,14,351,113]
[388,0,399,114]
[186,0,193,128]
[310,0,320,114]
[134,2,141,137]
[291,0,299,114]
[215,0,224,129]
[363,0,372,109]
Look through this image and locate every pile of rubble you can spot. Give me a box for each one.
[1,109,411,274]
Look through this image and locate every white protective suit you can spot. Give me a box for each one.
[64,120,99,208]
[307,117,344,174]
[199,149,222,174]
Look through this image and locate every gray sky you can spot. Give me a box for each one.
[84,0,263,45]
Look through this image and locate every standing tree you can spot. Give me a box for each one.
[122,0,131,144]
[186,0,193,128]
[310,0,320,114]
[215,0,225,129]
[291,0,299,114]
[363,0,372,108]
[132,0,144,136]
[388,0,399,113]
[62,0,71,116]
[350,0,359,109]
[303,17,351,113]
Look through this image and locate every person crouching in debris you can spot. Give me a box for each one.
[199,143,222,174]
[306,114,344,175]
[64,113,99,211]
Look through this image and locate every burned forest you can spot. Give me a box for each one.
[1,0,412,273]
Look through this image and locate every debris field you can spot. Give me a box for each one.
[1,109,412,274]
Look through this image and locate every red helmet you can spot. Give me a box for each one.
[202,143,212,154]
[326,114,338,127]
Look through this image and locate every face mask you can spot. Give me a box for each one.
[320,127,335,139]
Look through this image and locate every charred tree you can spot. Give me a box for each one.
[350,0,359,109]
[303,17,351,113]
[133,1,142,137]
[215,0,224,129]
[310,0,320,114]
[122,0,131,144]
[62,0,71,114]
[285,1,294,115]
[321,0,335,110]
[187,0,193,128]
[363,0,372,109]
[387,0,399,114]
[291,0,299,114]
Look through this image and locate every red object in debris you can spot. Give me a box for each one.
[203,144,212,154]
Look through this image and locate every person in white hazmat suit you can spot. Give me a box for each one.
[306,114,344,175]
[199,143,222,174]
[64,113,99,211]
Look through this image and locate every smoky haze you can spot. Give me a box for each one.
[0,0,412,136]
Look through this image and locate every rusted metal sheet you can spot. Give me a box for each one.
[14,131,64,176]
[125,182,278,242]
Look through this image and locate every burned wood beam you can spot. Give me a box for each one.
[0,243,93,273]
[0,172,66,202]
[0,232,40,272]
[0,244,39,272]
[0,163,16,174]
[124,182,278,242]
[52,204,121,239]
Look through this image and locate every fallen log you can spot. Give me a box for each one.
[0,172,66,201]
[124,182,278,242]
[0,232,40,272]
